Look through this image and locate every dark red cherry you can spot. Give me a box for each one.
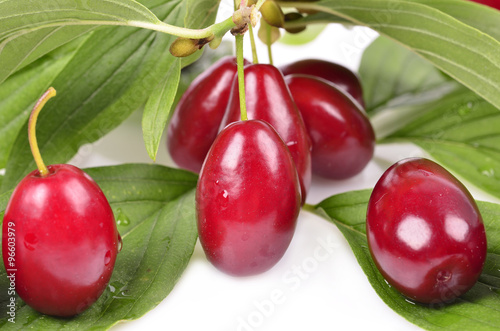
[220,64,311,204]
[2,164,120,316]
[468,0,500,10]
[167,56,249,173]
[366,158,487,304]
[285,75,375,180]
[196,120,301,276]
[280,59,365,108]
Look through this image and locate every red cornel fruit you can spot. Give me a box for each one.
[196,120,301,276]
[286,75,375,180]
[221,64,311,204]
[2,88,120,316]
[366,158,487,304]
[280,59,365,108]
[469,0,500,10]
[167,56,248,173]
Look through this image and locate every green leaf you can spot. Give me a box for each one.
[381,88,500,200]
[0,0,170,85]
[410,0,500,42]
[0,164,199,329]
[184,0,221,29]
[0,188,12,217]
[284,11,350,27]
[141,0,221,161]
[142,58,181,161]
[1,0,221,193]
[1,1,187,192]
[0,37,85,170]
[359,36,452,113]
[314,189,500,331]
[305,0,500,110]
[358,22,500,207]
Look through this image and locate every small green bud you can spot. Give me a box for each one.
[169,36,214,57]
[258,18,281,45]
[284,12,306,34]
[260,1,284,28]
[209,36,223,49]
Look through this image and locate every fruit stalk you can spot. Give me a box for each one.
[266,23,274,65]
[28,87,57,177]
[235,34,248,121]
[248,25,259,64]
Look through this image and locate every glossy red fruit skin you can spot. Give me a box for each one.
[196,120,301,276]
[469,0,500,10]
[167,56,249,173]
[280,59,365,108]
[286,75,375,180]
[366,158,487,304]
[220,64,311,204]
[2,164,120,316]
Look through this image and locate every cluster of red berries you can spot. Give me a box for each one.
[168,57,375,276]
[0,53,488,320]
[169,57,488,304]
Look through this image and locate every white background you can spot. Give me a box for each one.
[69,2,498,330]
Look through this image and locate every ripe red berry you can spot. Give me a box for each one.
[196,120,301,276]
[167,56,249,173]
[286,74,375,180]
[280,59,365,108]
[2,87,120,316]
[221,64,311,203]
[3,165,120,316]
[468,0,500,10]
[366,158,487,304]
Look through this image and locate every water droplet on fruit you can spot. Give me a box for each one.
[116,208,131,226]
[436,270,452,283]
[419,169,433,177]
[241,233,250,241]
[217,190,229,209]
[117,234,123,252]
[104,250,112,266]
[24,233,38,251]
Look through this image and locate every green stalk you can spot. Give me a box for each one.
[266,24,274,65]
[302,203,317,213]
[248,25,259,64]
[28,87,57,177]
[235,34,248,121]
